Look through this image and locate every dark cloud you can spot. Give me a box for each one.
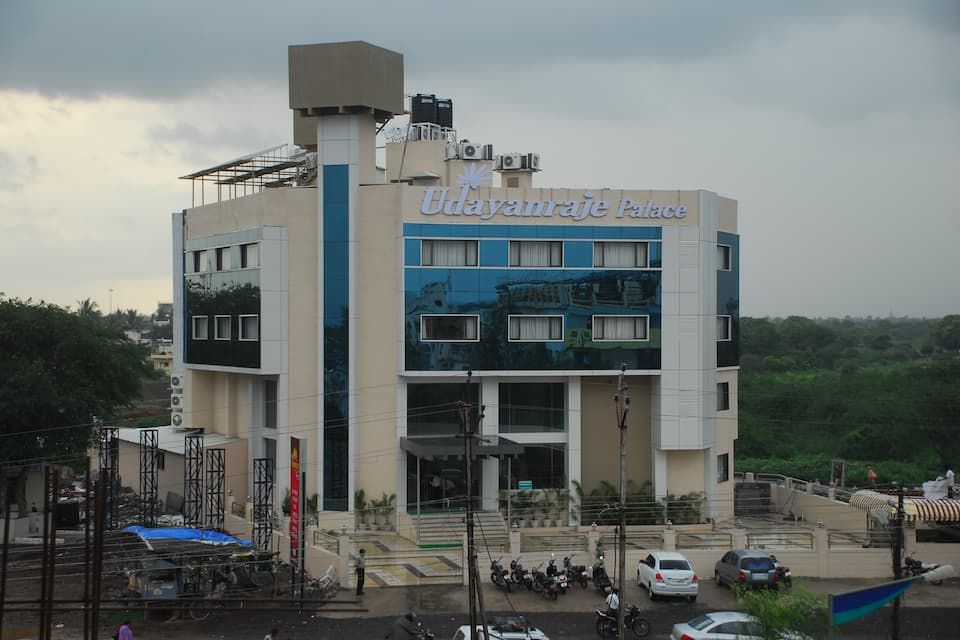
[0,0,955,102]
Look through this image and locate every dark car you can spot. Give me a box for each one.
[714,550,779,589]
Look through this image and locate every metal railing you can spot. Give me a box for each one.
[676,532,732,550]
[520,533,588,553]
[312,530,340,554]
[746,531,814,550]
[599,532,663,551]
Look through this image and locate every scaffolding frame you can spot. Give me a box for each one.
[183,432,204,528]
[97,427,119,530]
[138,429,159,527]
[252,458,274,552]
[205,448,225,531]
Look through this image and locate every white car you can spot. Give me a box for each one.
[637,551,699,602]
[671,611,811,640]
[451,615,550,640]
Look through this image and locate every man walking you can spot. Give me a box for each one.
[867,466,877,489]
[117,620,133,640]
[355,548,366,596]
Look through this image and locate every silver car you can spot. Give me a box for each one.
[671,611,811,640]
[713,550,779,589]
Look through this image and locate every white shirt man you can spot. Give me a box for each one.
[947,469,955,498]
[605,589,620,616]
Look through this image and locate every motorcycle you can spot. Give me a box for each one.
[490,556,511,592]
[546,556,570,595]
[905,556,943,585]
[594,604,651,638]
[769,554,793,589]
[563,554,590,588]
[590,555,613,595]
[529,562,548,595]
[510,558,535,591]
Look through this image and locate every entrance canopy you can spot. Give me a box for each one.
[400,436,523,459]
[850,490,960,523]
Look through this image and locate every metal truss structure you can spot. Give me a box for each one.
[183,432,204,528]
[252,458,274,552]
[204,448,225,531]
[138,429,159,527]
[97,427,119,530]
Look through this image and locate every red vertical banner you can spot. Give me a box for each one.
[289,437,301,570]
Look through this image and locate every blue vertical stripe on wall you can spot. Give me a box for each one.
[322,164,349,511]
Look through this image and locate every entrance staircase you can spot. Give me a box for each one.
[415,511,510,551]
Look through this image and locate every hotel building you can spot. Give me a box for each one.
[171,41,740,531]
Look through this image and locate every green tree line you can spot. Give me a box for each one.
[737,315,960,485]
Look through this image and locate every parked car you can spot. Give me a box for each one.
[713,550,779,589]
[671,611,811,640]
[451,615,550,640]
[637,551,699,602]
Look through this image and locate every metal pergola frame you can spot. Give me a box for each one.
[179,144,311,206]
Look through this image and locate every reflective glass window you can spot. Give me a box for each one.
[717,244,732,271]
[214,315,231,340]
[499,383,565,433]
[239,315,259,341]
[421,315,479,341]
[717,382,730,411]
[499,443,566,489]
[241,243,259,268]
[264,380,277,429]
[192,316,208,340]
[508,316,563,341]
[407,383,479,437]
[717,315,732,341]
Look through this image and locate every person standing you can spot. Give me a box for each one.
[355,548,366,595]
[605,587,620,621]
[946,468,955,499]
[867,466,878,489]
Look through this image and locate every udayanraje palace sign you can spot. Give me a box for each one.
[420,186,687,222]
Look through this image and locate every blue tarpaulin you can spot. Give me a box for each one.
[123,526,252,546]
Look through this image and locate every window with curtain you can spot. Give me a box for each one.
[592,315,648,341]
[421,315,479,341]
[508,315,563,341]
[509,241,562,267]
[717,315,732,341]
[214,315,231,340]
[192,316,208,340]
[239,315,259,341]
[215,247,231,271]
[593,241,648,268]
[241,243,259,268]
[192,250,207,273]
[717,244,732,271]
[421,239,478,266]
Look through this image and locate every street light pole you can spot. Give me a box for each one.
[615,364,630,640]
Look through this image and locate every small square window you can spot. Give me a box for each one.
[241,243,258,268]
[191,316,208,340]
[717,382,730,411]
[718,453,730,483]
[421,239,478,267]
[214,315,231,340]
[592,315,649,341]
[509,241,563,267]
[421,315,479,341]
[717,244,732,271]
[239,315,259,341]
[717,315,732,341]
[191,250,207,273]
[508,315,563,341]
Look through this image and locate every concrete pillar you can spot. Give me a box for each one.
[662,529,677,551]
[510,528,522,557]
[732,528,747,550]
[813,526,829,578]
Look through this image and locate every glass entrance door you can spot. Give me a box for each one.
[406,453,481,514]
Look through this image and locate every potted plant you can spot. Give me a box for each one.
[374,492,396,530]
[354,489,369,531]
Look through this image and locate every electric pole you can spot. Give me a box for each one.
[891,483,904,640]
[615,364,630,640]
[460,369,490,640]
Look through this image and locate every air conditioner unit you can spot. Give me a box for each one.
[500,153,522,170]
[445,142,459,160]
[494,155,503,170]
[459,143,484,160]
[525,153,541,171]
[172,413,184,427]
[171,395,182,408]
[171,374,183,388]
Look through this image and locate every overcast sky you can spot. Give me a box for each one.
[1,1,957,318]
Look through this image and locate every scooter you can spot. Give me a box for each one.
[546,555,570,595]
[590,555,613,595]
[905,556,943,585]
[510,558,535,591]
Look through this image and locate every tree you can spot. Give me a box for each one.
[75,297,100,319]
[0,296,150,512]
[736,584,826,640]
[931,315,960,352]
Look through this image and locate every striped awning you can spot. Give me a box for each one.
[850,490,896,513]
[903,498,960,523]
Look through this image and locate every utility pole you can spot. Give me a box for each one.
[460,369,490,640]
[891,483,905,640]
[615,364,630,640]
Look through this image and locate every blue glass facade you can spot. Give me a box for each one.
[403,224,663,371]
[716,231,740,367]
[323,165,349,511]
